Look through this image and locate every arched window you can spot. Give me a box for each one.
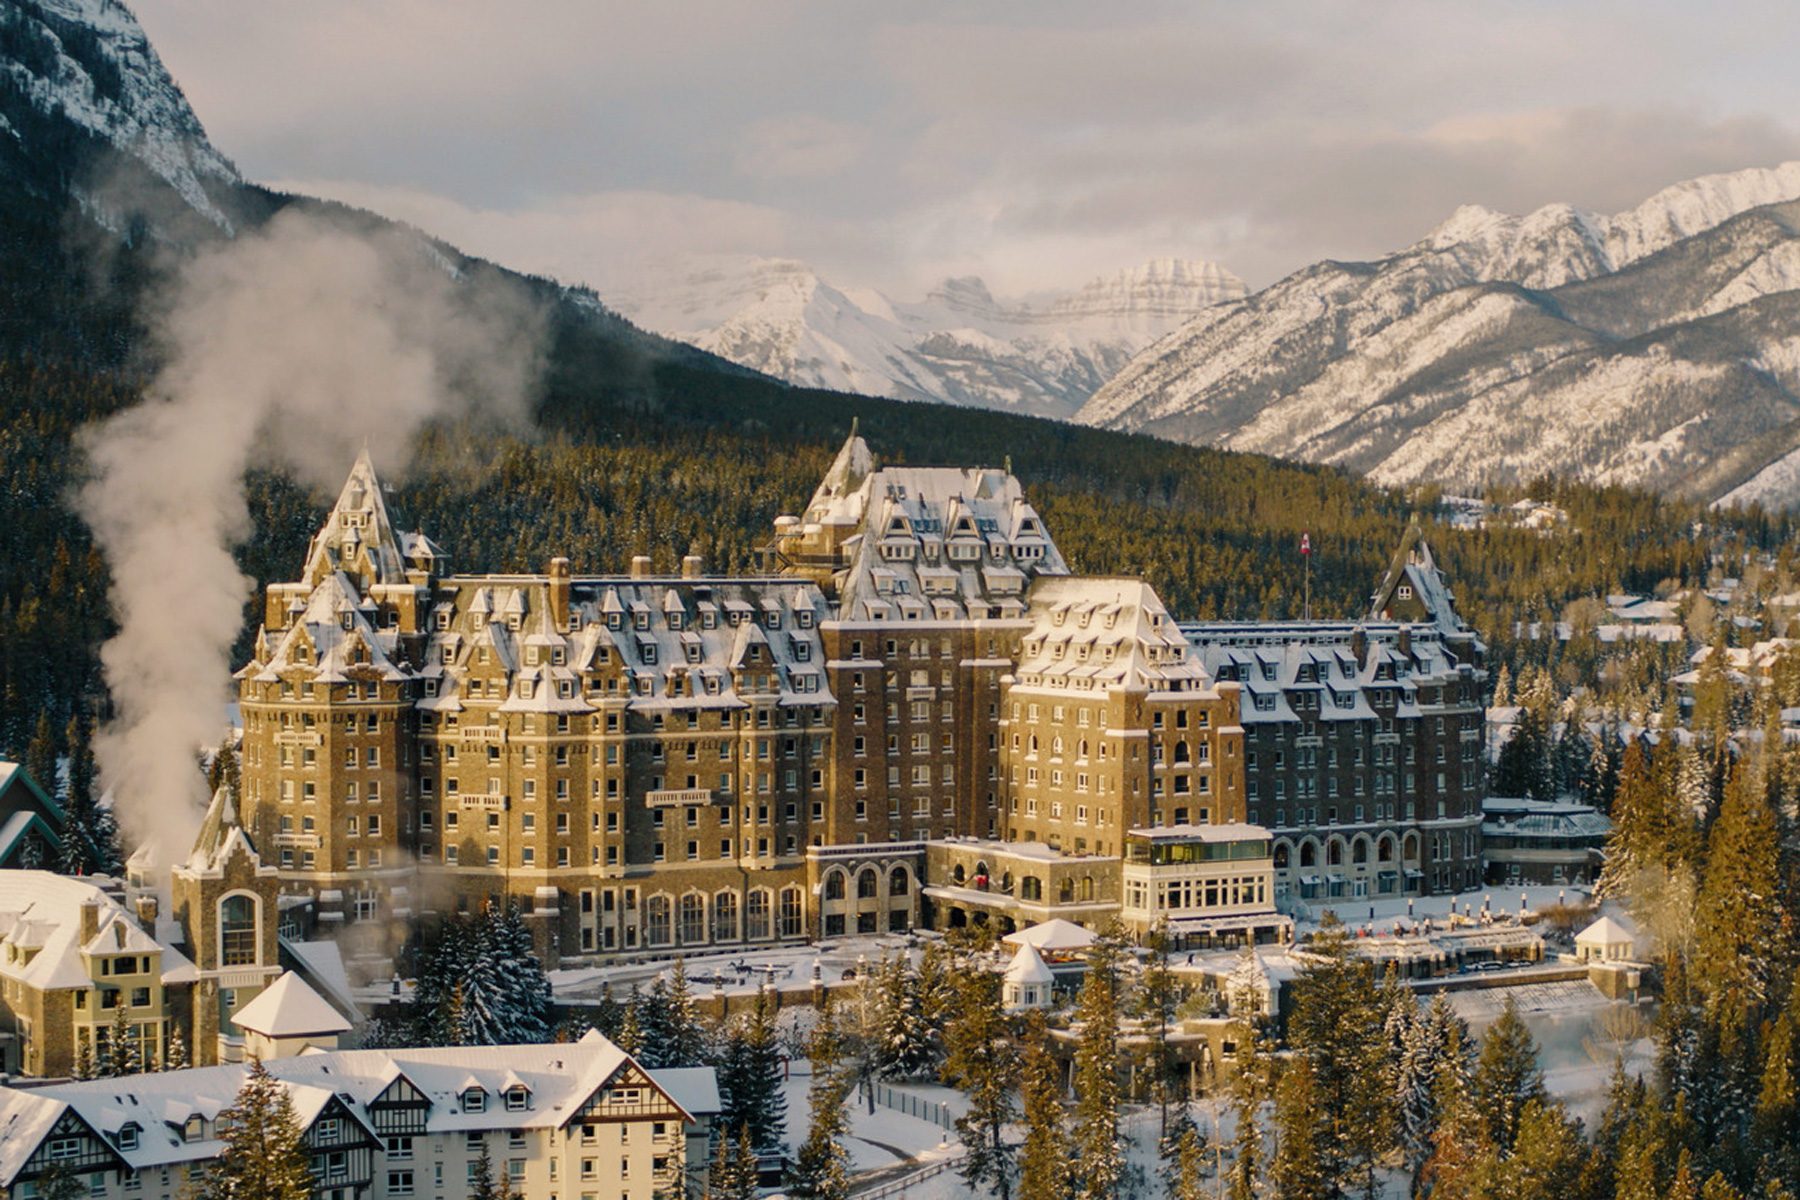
[646,895,672,946]
[824,871,847,901]
[1020,876,1043,902]
[680,894,707,945]
[1173,740,1190,764]
[1274,842,1292,869]
[779,888,803,939]
[746,889,772,940]
[889,867,910,896]
[953,864,966,884]
[1378,835,1396,862]
[1080,876,1095,902]
[714,891,739,942]
[1352,838,1369,865]
[1058,878,1074,903]
[857,869,879,899]
[220,895,258,966]
[1299,842,1318,868]
[1327,839,1345,866]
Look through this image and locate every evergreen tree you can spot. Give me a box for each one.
[1283,915,1394,1196]
[943,962,1016,1200]
[1470,997,1547,1156]
[33,1164,88,1200]
[1694,756,1784,1059]
[24,711,55,801]
[874,955,934,1079]
[614,993,645,1059]
[788,998,852,1200]
[662,958,709,1068]
[1419,1022,1483,1200]
[1017,1010,1072,1200]
[717,986,787,1155]
[483,903,553,1045]
[1395,992,1468,1190]
[57,713,118,875]
[1470,1098,1586,1199]
[1169,1125,1207,1200]
[1138,919,1184,1140]
[1224,1026,1269,1200]
[1271,1055,1330,1200]
[466,1145,506,1200]
[201,1060,313,1200]
[163,1027,189,1072]
[634,979,677,1068]
[103,1002,141,1077]
[1071,925,1126,1200]
[1754,1003,1798,1184]
[706,1126,759,1200]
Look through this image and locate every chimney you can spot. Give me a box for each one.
[1398,626,1412,655]
[1351,626,1368,668]
[547,557,571,630]
[682,552,705,579]
[135,894,159,937]
[630,555,653,579]
[78,898,101,944]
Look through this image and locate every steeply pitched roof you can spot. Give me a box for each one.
[232,971,352,1038]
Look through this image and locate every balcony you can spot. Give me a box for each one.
[646,788,713,808]
[274,832,321,849]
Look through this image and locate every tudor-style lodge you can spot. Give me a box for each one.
[225,432,1486,967]
[0,1031,718,1200]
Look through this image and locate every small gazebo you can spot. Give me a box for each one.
[1575,915,1638,963]
[1002,942,1056,1011]
[1003,918,1097,961]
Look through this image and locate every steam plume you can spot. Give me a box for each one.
[79,208,544,861]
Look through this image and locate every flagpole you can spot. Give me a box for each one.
[1301,531,1311,621]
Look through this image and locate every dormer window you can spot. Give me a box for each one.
[1398,585,1414,600]
[435,611,451,630]
[461,1088,486,1113]
[608,613,623,631]
[505,1087,530,1112]
[118,1124,140,1150]
[184,1115,205,1143]
[507,614,522,632]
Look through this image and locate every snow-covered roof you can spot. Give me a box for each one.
[0,872,193,993]
[1013,576,1217,697]
[232,971,351,1038]
[1003,941,1055,985]
[1575,916,1636,948]
[1003,918,1097,953]
[784,433,1069,622]
[0,1031,713,1185]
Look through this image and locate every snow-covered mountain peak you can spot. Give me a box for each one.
[3,0,239,226]
[617,254,1245,418]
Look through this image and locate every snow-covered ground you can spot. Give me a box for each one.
[550,933,926,1001]
[1290,882,1587,936]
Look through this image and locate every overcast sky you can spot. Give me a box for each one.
[134,1,1800,302]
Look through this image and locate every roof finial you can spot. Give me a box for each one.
[850,416,859,439]
[1004,454,1013,477]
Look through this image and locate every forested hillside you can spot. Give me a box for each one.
[0,0,1789,769]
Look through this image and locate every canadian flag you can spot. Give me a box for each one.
[1300,532,1311,556]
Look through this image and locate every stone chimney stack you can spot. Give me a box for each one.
[1352,626,1369,668]
[135,894,159,937]
[630,555,653,579]
[547,557,571,630]
[78,897,101,944]
[682,550,705,579]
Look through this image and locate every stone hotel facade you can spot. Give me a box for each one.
[233,435,1484,965]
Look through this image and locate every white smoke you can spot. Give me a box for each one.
[79,207,545,861]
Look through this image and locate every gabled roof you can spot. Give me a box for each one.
[232,972,352,1039]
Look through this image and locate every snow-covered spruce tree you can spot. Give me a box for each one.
[1470,997,1546,1157]
[1755,1001,1799,1184]
[633,979,676,1068]
[614,991,645,1059]
[942,962,1016,1200]
[1469,1098,1585,1197]
[662,959,709,1068]
[1395,992,1468,1191]
[876,955,934,1080]
[466,1144,509,1200]
[1694,755,1784,1060]
[24,711,54,801]
[788,996,852,1200]
[162,1027,190,1072]
[1223,1026,1269,1200]
[1169,1126,1207,1200]
[200,1059,313,1200]
[103,1002,141,1077]
[1137,918,1183,1142]
[1282,914,1395,1196]
[484,903,553,1045]
[58,714,119,876]
[1417,1022,1482,1200]
[706,1125,758,1200]
[1017,1009,1072,1200]
[1071,924,1126,1200]
[716,986,786,1155]
[1271,1054,1329,1200]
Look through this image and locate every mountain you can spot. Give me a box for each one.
[1078,163,1800,507]
[613,256,1246,419]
